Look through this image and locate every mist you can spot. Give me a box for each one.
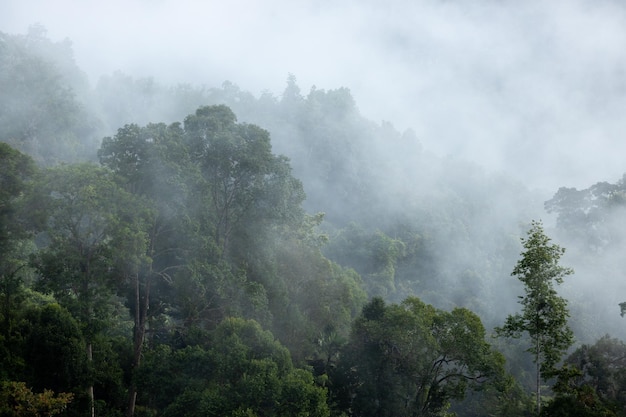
[3,0,626,192]
[3,0,626,344]
[5,3,626,411]
[0,0,626,334]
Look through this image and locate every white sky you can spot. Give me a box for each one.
[2,0,626,191]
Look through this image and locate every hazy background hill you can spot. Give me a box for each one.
[4,0,626,192]
[1,22,625,345]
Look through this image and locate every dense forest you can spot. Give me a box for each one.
[2,26,626,417]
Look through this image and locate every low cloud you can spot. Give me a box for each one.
[2,0,626,190]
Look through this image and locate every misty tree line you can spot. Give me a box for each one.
[2,26,626,417]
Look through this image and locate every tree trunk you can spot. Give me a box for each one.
[83,259,96,417]
[88,342,95,417]
[536,334,541,416]
[126,271,150,417]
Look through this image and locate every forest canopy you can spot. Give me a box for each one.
[1,27,626,417]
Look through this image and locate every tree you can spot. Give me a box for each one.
[99,122,196,417]
[0,142,36,254]
[546,175,626,339]
[496,220,574,415]
[323,223,406,298]
[0,143,36,376]
[334,297,505,417]
[0,27,99,164]
[540,384,617,417]
[32,163,147,417]
[267,227,366,364]
[135,318,330,417]
[19,303,87,397]
[98,113,312,414]
[107,191,154,417]
[545,177,626,253]
[544,335,626,416]
[183,105,305,258]
[0,381,73,417]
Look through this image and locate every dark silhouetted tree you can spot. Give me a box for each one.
[336,297,505,417]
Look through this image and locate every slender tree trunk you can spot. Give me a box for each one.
[83,259,96,417]
[127,270,151,417]
[536,334,541,416]
[536,360,540,415]
[126,271,140,417]
[127,219,160,417]
[127,390,137,417]
[88,342,95,417]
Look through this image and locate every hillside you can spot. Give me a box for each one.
[2,27,626,417]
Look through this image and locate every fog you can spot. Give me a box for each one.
[3,0,626,346]
[3,0,626,192]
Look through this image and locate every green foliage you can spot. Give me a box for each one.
[27,163,155,416]
[1,34,600,417]
[0,143,36,254]
[90,334,131,414]
[19,303,87,394]
[497,221,574,373]
[183,104,306,258]
[264,230,366,363]
[335,297,506,417]
[496,220,574,414]
[136,318,329,417]
[325,223,406,298]
[540,384,618,417]
[545,335,626,416]
[96,105,361,372]
[0,381,73,417]
[31,164,141,333]
[450,373,535,417]
[0,145,38,381]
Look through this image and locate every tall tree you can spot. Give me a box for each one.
[496,220,574,415]
[99,122,191,417]
[32,163,146,417]
[183,105,305,258]
[0,142,35,254]
[0,143,36,373]
[335,297,505,417]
